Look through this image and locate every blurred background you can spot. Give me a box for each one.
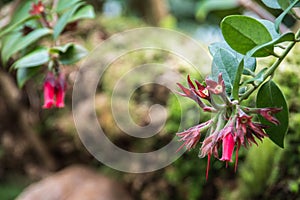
[0,0,300,199]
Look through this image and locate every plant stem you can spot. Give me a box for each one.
[240,28,300,102]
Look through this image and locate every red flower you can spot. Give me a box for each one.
[43,72,55,109]
[55,73,67,108]
[187,75,210,100]
[29,1,45,15]
[177,75,215,112]
[257,107,282,125]
[42,72,67,109]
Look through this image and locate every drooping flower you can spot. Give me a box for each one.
[200,121,237,179]
[29,1,45,15]
[257,107,282,125]
[43,72,55,109]
[55,73,67,108]
[42,72,67,109]
[220,132,235,163]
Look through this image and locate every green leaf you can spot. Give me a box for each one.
[69,5,95,22]
[58,44,88,65]
[233,59,244,100]
[53,2,84,39]
[211,48,239,93]
[275,0,300,32]
[209,42,256,75]
[259,20,281,39]
[261,0,281,9]
[56,0,82,12]
[256,80,289,148]
[246,32,295,57]
[50,43,74,53]
[221,15,272,56]
[0,15,38,38]
[17,67,40,88]
[13,48,49,69]
[9,0,33,23]
[1,28,52,64]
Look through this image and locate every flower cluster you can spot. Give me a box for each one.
[176,74,282,179]
[43,72,67,109]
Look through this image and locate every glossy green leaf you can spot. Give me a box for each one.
[209,42,256,75]
[259,20,280,39]
[275,0,300,32]
[56,0,82,12]
[261,0,281,9]
[256,80,289,148]
[9,0,33,23]
[1,28,52,64]
[221,15,272,56]
[246,32,295,57]
[17,67,40,88]
[58,44,88,65]
[69,5,95,22]
[53,2,84,39]
[13,48,49,69]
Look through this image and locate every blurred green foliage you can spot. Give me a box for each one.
[1,1,300,199]
[0,175,30,200]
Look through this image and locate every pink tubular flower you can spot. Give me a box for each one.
[220,133,235,163]
[29,1,45,15]
[43,72,55,109]
[205,73,225,95]
[257,107,282,125]
[55,73,67,108]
